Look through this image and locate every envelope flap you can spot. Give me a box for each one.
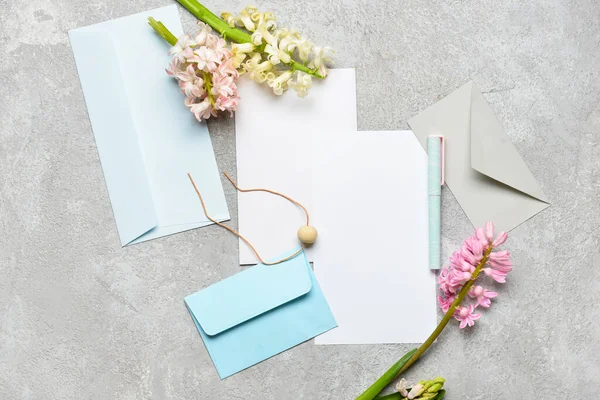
[184,250,312,336]
[470,84,548,202]
[69,29,157,245]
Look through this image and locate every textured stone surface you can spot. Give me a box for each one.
[1,0,599,398]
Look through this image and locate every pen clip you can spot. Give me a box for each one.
[430,135,445,185]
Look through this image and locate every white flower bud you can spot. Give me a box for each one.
[238,6,256,31]
[407,383,425,399]
[395,378,409,397]
[245,54,273,83]
[267,70,292,95]
[220,12,236,27]
[232,42,256,54]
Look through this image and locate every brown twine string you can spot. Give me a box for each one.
[188,172,308,266]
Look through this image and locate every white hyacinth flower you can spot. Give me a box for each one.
[396,378,409,397]
[238,6,257,31]
[308,46,334,77]
[277,35,297,53]
[264,43,291,65]
[245,53,273,83]
[232,42,256,53]
[220,12,236,27]
[251,30,264,46]
[295,38,313,63]
[257,26,278,47]
[231,42,256,68]
[267,70,292,95]
[271,29,299,52]
[222,5,335,96]
[288,71,312,98]
[250,10,276,31]
[274,28,301,40]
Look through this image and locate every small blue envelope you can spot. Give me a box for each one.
[185,250,336,379]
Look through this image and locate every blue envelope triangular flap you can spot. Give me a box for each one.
[185,248,312,336]
[69,29,156,245]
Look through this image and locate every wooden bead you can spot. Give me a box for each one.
[298,225,318,245]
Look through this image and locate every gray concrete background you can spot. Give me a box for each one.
[1,0,599,398]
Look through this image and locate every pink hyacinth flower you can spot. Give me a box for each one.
[454,304,481,329]
[194,22,211,46]
[484,221,495,242]
[189,97,214,120]
[189,47,219,72]
[489,250,512,268]
[468,285,498,308]
[492,231,508,247]
[437,222,510,328]
[437,294,455,313]
[166,22,240,121]
[482,267,508,283]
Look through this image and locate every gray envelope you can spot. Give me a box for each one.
[408,81,549,232]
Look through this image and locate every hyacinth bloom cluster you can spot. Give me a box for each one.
[166,22,240,121]
[150,1,334,119]
[396,377,445,400]
[357,222,511,400]
[221,6,334,97]
[437,222,511,329]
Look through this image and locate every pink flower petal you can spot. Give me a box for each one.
[485,222,495,241]
[492,231,508,247]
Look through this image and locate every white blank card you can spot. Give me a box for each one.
[312,131,438,344]
[235,69,357,265]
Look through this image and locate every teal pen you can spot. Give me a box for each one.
[427,135,444,270]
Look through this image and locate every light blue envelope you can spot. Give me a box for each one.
[185,250,337,379]
[69,5,229,246]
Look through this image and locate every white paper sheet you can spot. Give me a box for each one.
[312,131,438,344]
[235,69,357,265]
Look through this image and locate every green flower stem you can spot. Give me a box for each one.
[288,62,324,79]
[175,0,325,79]
[202,71,215,106]
[356,248,492,400]
[356,349,417,400]
[148,17,178,46]
[175,0,252,43]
